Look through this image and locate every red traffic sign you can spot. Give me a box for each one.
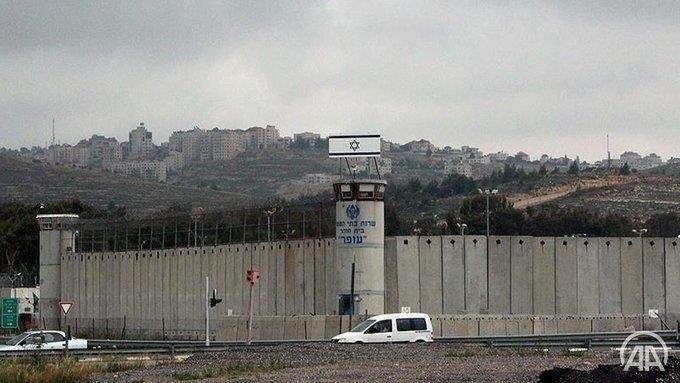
[59,301,74,316]
[246,269,260,285]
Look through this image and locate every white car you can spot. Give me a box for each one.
[332,313,434,343]
[0,331,87,351]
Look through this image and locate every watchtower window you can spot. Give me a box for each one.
[357,184,374,200]
[375,184,385,200]
[339,184,353,200]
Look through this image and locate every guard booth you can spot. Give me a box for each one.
[333,180,386,315]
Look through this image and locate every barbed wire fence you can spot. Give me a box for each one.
[69,201,336,253]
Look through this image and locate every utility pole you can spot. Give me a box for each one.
[607,134,611,171]
[205,276,210,346]
[350,262,356,315]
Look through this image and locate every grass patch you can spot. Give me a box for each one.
[171,362,284,381]
[0,357,148,383]
[0,359,92,383]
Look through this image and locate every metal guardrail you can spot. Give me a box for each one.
[0,330,677,357]
[87,338,329,349]
[436,330,680,348]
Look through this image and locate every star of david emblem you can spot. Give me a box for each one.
[349,140,360,151]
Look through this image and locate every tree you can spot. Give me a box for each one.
[439,174,477,197]
[619,163,631,175]
[647,213,680,237]
[567,161,579,175]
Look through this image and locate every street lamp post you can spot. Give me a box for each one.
[10,273,21,298]
[456,222,467,236]
[479,188,498,238]
[265,207,278,242]
[479,188,497,312]
[191,207,204,247]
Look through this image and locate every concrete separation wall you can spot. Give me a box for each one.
[68,313,663,341]
[56,236,680,334]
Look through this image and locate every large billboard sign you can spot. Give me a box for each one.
[328,134,381,158]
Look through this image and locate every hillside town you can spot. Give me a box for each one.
[1,123,675,185]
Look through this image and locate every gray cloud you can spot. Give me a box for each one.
[1,1,679,161]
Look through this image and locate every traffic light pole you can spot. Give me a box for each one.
[205,276,210,347]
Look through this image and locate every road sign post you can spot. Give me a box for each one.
[2,298,19,330]
[59,301,74,354]
[205,276,210,346]
[245,269,260,345]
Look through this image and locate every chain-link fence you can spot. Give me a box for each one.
[69,202,336,253]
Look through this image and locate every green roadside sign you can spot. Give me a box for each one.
[2,298,19,329]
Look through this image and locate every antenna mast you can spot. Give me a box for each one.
[606,134,611,170]
[51,118,55,147]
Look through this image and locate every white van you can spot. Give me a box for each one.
[331,313,433,343]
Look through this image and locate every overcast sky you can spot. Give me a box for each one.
[2,1,679,161]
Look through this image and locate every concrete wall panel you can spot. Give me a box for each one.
[112,253,121,319]
[324,239,337,314]
[304,241,315,314]
[465,236,487,313]
[168,251,178,325]
[598,238,622,314]
[555,238,578,314]
[150,252,159,322]
[131,252,141,327]
[314,240,326,315]
[384,237,398,313]
[665,239,680,317]
[644,238,666,313]
[233,246,244,314]
[215,247,225,318]
[532,237,555,315]
[82,254,90,319]
[441,236,465,314]
[187,249,196,324]
[275,243,286,315]
[395,236,420,312]
[418,236,443,314]
[621,238,643,315]
[266,244,277,316]
[142,252,151,322]
[224,247,236,316]
[577,239,599,315]
[94,253,102,320]
[511,237,533,315]
[294,242,305,314]
[119,253,128,323]
[176,250,186,327]
[250,244,263,315]
[284,243,297,315]
[96,254,106,320]
[488,236,510,314]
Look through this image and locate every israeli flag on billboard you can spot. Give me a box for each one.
[328,134,381,158]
